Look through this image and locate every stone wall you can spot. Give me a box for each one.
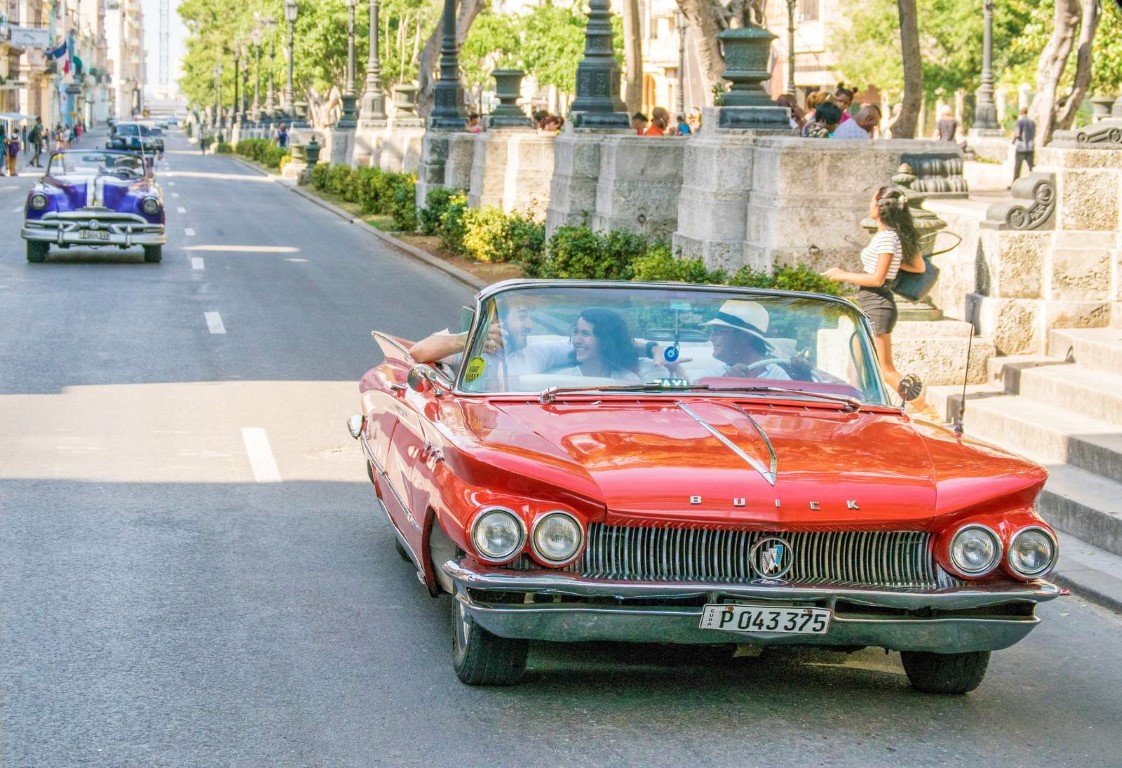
[591,135,687,239]
[467,130,555,219]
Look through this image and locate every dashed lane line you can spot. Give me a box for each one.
[204,311,226,334]
[184,227,196,237]
[241,428,282,483]
[177,207,186,214]
[191,257,204,270]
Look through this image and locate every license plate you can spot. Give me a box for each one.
[700,604,831,635]
[79,229,110,241]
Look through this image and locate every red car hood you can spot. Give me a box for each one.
[462,399,949,529]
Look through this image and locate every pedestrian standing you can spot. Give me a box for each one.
[5,131,21,176]
[275,123,289,149]
[29,118,43,167]
[1011,107,1036,185]
[822,187,943,422]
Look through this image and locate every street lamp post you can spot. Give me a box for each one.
[674,9,686,116]
[233,47,242,124]
[785,0,797,95]
[214,62,224,129]
[338,0,359,127]
[568,0,628,127]
[264,17,277,118]
[973,0,999,131]
[251,26,263,122]
[358,0,386,126]
[429,0,465,128]
[284,0,298,119]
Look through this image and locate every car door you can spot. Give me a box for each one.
[381,387,436,547]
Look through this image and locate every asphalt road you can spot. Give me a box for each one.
[2,130,1121,768]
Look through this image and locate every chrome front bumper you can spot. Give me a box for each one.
[444,558,1062,654]
[22,212,166,248]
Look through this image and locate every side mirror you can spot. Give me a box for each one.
[898,374,923,403]
[407,365,434,393]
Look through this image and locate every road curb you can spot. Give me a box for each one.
[228,156,485,291]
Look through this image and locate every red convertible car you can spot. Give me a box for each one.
[349,280,1060,692]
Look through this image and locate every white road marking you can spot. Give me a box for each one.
[172,192,180,198]
[191,257,204,270]
[168,181,175,186]
[241,428,282,483]
[184,227,196,237]
[12,206,22,213]
[177,206,186,213]
[204,311,226,334]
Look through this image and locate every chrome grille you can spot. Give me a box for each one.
[577,524,962,590]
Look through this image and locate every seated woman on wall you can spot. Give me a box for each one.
[552,308,642,383]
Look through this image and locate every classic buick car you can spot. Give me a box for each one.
[21,150,166,263]
[349,280,1060,693]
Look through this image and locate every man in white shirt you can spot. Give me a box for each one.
[831,104,881,139]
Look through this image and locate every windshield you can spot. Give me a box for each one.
[48,151,146,177]
[454,284,890,405]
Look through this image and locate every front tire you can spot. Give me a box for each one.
[452,597,528,686]
[26,241,48,263]
[143,245,162,263]
[901,650,990,694]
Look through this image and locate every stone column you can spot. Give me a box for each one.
[568,0,628,129]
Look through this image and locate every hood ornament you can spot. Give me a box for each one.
[677,402,777,485]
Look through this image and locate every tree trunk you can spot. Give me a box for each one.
[1030,0,1081,146]
[1055,0,1102,130]
[416,0,485,118]
[893,0,923,138]
[622,0,644,113]
[676,0,733,99]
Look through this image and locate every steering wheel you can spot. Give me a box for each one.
[729,358,792,376]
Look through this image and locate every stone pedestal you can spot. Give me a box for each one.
[967,134,1012,166]
[467,129,555,218]
[546,128,620,234]
[416,131,452,210]
[353,127,381,167]
[964,137,1122,353]
[592,135,687,239]
[324,128,356,167]
[444,133,477,189]
[381,120,425,174]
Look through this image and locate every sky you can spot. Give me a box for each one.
[140,0,188,97]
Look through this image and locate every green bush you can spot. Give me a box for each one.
[461,208,546,264]
[438,193,469,252]
[539,226,647,280]
[390,177,418,232]
[215,141,232,154]
[309,162,331,190]
[420,187,462,235]
[632,244,728,284]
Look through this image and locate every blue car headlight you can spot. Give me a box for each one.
[29,193,49,210]
[140,197,161,215]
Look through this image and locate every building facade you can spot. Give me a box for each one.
[105,0,144,119]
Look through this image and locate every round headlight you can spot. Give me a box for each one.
[1007,527,1057,578]
[531,511,584,564]
[141,197,161,215]
[949,524,1002,577]
[29,193,49,210]
[470,507,525,562]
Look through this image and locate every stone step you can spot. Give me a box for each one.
[1040,464,1122,559]
[1016,364,1122,426]
[1067,433,1122,487]
[985,354,1065,390]
[1054,531,1122,613]
[893,320,993,386]
[1047,327,1122,374]
[926,386,1119,465]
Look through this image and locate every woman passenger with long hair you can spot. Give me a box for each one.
[823,186,942,422]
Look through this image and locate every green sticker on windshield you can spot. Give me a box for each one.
[464,356,487,383]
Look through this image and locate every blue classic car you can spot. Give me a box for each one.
[21,150,167,263]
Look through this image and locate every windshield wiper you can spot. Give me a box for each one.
[539,380,710,403]
[538,382,861,411]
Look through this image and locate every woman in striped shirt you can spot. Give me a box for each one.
[823,186,942,422]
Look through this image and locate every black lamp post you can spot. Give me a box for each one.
[233,47,242,124]
[284,0,298,119]
[337,0,359,127]
[674,9,686,115]
[214,62,224,128]
[973,0,999,131]
[569,0,628,127]
[264,17,276,118]
[785,0,797,95]
[358,0,386,126]
[251,26,262,122]
[429,0,465,128]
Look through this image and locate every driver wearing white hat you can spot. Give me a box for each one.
[696,299,791,380]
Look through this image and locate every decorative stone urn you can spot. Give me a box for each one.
[491,70,525,117]
[393,85,419,116]
[1091,96,1115,122]
[717,25,778,108]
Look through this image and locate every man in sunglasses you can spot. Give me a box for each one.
[649,299,790,381]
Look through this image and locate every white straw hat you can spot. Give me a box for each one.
[701,300,771,344]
